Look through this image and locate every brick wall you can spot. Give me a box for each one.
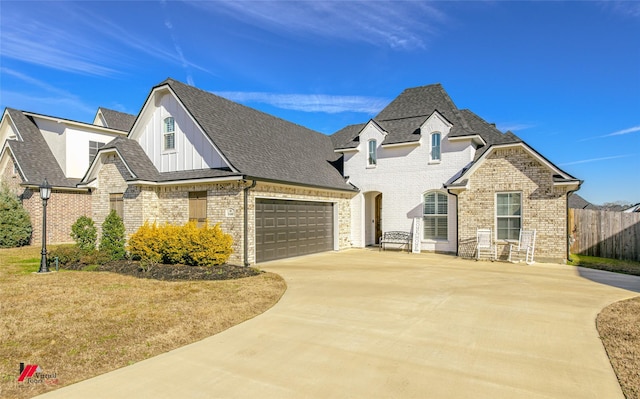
[93,156,354,265]
[24,188,92,245]
[457,146,569,263]
[2,152,91,245]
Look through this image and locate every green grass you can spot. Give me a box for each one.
[569,254,640,276]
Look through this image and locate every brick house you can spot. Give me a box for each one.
[2,78,580,263]
[333,85,581,263]
[0,108,133,244]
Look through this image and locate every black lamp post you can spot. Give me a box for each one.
[38,178,52,273]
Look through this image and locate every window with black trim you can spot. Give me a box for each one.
[423,191,448,239]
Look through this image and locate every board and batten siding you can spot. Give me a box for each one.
[138,93,228,173]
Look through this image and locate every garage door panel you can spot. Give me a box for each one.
[256,199,333,263]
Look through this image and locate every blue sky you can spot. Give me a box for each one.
[1,0,638,205]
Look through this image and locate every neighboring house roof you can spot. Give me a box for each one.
[624,203,640,213]
[94,78,354,191]
[331,84,520,151]
[96,108,136,132]
[2,108,77,188]
[568,193,598,210]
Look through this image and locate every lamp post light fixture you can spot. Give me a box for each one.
[38,178,52,273]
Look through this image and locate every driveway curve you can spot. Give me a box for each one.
[38,249,640,398]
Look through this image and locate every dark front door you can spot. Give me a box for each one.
[255,199,334,263]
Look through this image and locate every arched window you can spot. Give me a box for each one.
[367,139,377,166]
[423,191,447,239]
[430,132,441,161]
[163,117,175,151]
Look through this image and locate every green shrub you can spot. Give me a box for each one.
[99,210,126,260]
[127,221,234,267]
[0,184,32,247]
[79,249,112,266]
[48,244,82,266]
[71,215,97,252]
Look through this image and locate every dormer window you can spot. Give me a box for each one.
[163,117,175,151]
[368,139,377,167]
[430,132,441,162]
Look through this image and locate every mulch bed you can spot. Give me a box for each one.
[63,260,262,281]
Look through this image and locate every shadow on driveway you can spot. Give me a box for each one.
[577,266,640,293]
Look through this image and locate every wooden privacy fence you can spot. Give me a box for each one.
[569,208,640,262]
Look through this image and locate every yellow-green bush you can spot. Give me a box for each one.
[127,221,233,267]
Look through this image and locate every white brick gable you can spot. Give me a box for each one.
[343,111,476,252]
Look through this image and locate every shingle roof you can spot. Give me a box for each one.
[158,78,352,191]
[4,108,76,187]
[99,136,239,183]
[331,123,366,149]
[98,108,136,132]
[459,109,521,160]
[330,84,521,152]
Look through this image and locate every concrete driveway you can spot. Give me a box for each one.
[38,249,640,398]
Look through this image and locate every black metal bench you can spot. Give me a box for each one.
[379,231,412,252]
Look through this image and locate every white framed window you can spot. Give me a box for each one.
[423,191,448,240]
[430,132,441,162]
[496,192,521,240]
[367,139,377,167]
[163,116,175,151]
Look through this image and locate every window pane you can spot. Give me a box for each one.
[497,193,521,239]
[423,217,436,237]
[164,117,175,133]
[368,140,377,165]
[437,193,447,214]
[164,133,175,150]
[431,133,441,161]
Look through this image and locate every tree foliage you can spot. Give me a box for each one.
[99,210,126,260]
[0,184,32,247]
[71,215,97,252]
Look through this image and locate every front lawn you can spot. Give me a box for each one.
[569,253,640,276]
[0,246,286,399]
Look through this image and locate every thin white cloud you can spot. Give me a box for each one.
[214,91,389,114]
[495,123,535,132]
[0,2,209,77]
[578,125,640,141]
[559,154,634,166]
[599,0,640,18]
[1,68,95,115]
[185,0,447,50]
[606,125,640,136]
[0,17,119,76]
[161,0,195,85]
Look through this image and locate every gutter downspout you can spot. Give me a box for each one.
[243,180,257,267]
[447,189,459,256]
[566,188,580,263]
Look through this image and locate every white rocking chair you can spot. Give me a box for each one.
[508,229,536,265]
[476,228,496,261]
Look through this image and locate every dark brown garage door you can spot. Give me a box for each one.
[256,199,334,263]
